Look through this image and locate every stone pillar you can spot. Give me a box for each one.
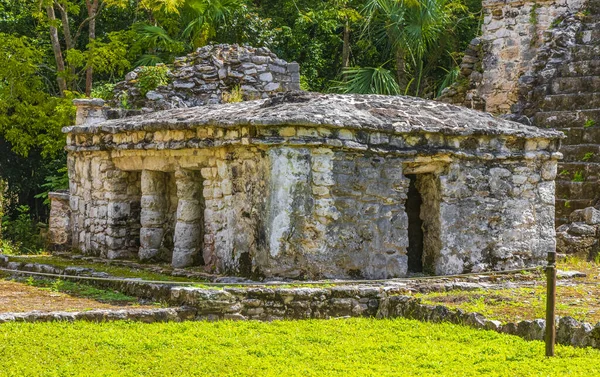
[47,191,71,249]
[139,170,168,261]
[73,98,106,126]
[172,169,204,268]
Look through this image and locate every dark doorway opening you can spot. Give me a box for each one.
[406,174,424,273]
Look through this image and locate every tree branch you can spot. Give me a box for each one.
[55,1,73,50]
[73,1,106,43]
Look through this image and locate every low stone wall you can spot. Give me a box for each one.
[0,307,197,324]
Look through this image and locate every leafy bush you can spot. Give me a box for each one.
[1,205,43,254]
[34,166,69,205]
[91,83,117,101]
[136,65,170,96]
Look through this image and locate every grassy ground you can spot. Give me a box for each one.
[416,257,600,323]
[0,318,599,376]
[0,278,150,313]
[7,255,199,282]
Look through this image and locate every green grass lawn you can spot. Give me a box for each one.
[0,318,599,376]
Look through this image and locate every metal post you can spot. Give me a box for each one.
[545,250,557,357]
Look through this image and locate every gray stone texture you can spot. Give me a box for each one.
[111,44,301,110]
[556,206,600,258]
[47,192,71,248]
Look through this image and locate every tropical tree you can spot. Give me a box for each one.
[363,0,454,95]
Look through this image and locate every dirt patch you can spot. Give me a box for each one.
[0,280,153,313]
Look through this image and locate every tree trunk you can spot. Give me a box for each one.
[342,19,350,70]
[395,48,406,92]
[85,0,100,97]
[57,2,74,89]
[46,5,67,95]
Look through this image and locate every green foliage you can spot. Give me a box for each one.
[131,23,185,66]
[584,119,596,128]
[437,65,460,97]
[222,85,244,102]
[91,83,117,100]
[582,152,595,162]
[1,205,43,254]
[529,3,541,25]
[0,33,75,158]
[361,0,468,96]
[333,66,401,95]
[136,65,171,96]
[573,170,585,182]
[34,166,69,205]
[1,319,600,375]
[182,0,246,47]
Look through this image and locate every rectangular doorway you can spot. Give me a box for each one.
[405,173,441,274]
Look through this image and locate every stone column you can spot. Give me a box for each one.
[139,170,167,261]
[73,98,106,126]
[172,169,204,268]
[47,191,71,249]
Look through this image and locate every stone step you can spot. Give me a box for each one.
[542,92,600,111]
[557,161,600,180]
[559,144,600,162]
[550,76,600,95]
[562,127,600,145]
[556,180,599,200]
[559,60,600,78]
[556,198,597,225]
[569,45,600,62]
[534,109,600,129]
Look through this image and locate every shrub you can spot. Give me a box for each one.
[1,205,43,254]
[91,83,117,101]
[136,65,170,96]
[222,85,244,103]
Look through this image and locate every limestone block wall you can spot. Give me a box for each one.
[64,132,561,279]
[438,159,557,273]
[479,0,586,114]
[68,152,141,259]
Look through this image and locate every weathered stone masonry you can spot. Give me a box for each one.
[439,0,600,224]
[56,92,563,280]
[112,44,301,110]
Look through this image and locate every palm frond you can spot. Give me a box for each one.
[332,66,401,95]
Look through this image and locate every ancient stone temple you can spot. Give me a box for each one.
[439,0,600,224]
[51,91,563,279]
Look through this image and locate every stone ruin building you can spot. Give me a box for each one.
[49,88,562,280]
[439,0,600,227]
